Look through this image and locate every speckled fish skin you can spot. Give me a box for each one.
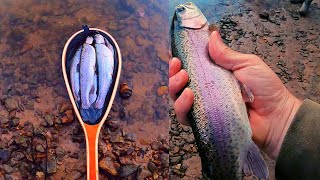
[70,45,82,102]
[89,73,97,104]
[80,36,96,109]
[171,3,268,179]
[94,34,114,109]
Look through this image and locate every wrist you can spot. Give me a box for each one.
[264,93,302,159]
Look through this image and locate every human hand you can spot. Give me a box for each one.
[169,31,302,159]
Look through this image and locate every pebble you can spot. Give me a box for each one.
[151,141,162,151]
[118,164,138,177]
[124,133,136,142]
[64,110,74,123]
[137,167,152,179]
[259,11,269,20]
[4,98,19,112]
[69,170,82,179]
[69,152,79,159]
[160,153,169,168]
[172,146,179,154]
[36,171,45,180]
[99,157,118,176]
[0,115,9,127]
[147,162,158,173]
[170,156,181,165]
[120,82,133,99]
[36,144,45,153]
[2,164,14,173]
[107,120,119,129]
[44,115,54,127]
[4,174,19,180]
[56,147,65,160]
[11,117,20,127]
[185,134,195,144]
[46,156,57,174]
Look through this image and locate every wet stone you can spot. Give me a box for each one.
[2,164,14,173]
[69,152,79,159]
[151,141,162,151]
[46,156,57,174]
[107,120,119,129]
[160,153,169,168]
[147,162,158,173]
[0,149,11,162]
[185,134,195,144]
[72,135,85,143]
[65,110,74,122]
[110,130,124,143]
[69,170,82,179]
[11,117,20,127]
[36,144,45,153]
[44,115,54,127]
[124,133,136,142]
[0,115,9,127]
[12,151,24,161]
[118,164,138,177]
[4,174,19,180]
[4,98,19,112]
[170,156,182,165]
[137,167,152,179]
[36,171,45,180]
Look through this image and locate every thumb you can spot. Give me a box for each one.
[208,31,259,71]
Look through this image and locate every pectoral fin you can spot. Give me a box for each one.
[243,143,269,179]
[238,81,254,103]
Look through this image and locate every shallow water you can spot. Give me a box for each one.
[0,0,169,179]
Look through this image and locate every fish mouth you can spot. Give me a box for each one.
[174,2,208,29]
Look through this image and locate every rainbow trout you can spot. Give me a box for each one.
[94,34,114,109]
[70,45,82,102]
[171,2,268,179]
[80,36,96,109]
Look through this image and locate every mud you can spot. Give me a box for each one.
[0,0,169,179]
[169,0,320,179]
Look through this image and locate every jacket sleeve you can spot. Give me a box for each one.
[276,99,320,180]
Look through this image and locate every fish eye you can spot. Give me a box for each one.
[177,6,186,12]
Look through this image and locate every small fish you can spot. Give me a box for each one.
[80,36,96,109]
[94,34,114,109]
[70,45,82,101]
[171,2,268,179]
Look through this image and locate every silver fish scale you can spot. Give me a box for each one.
[173,28,252,179]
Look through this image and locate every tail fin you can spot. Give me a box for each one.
[243,142,269,179]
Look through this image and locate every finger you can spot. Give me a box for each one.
[169,69,189,100]
[174,88,194,126]
[208,31,260,71]
[169,57,182,77]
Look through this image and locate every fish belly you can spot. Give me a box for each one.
[94,44,114,109]
[80,43,96,109]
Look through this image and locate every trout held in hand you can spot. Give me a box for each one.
[171,2,268,179]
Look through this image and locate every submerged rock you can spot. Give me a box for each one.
[44,115,54,127]
[137,167,152,179]
[118,164,139,177]
[0,149,11,162]
[4,98,19,112]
